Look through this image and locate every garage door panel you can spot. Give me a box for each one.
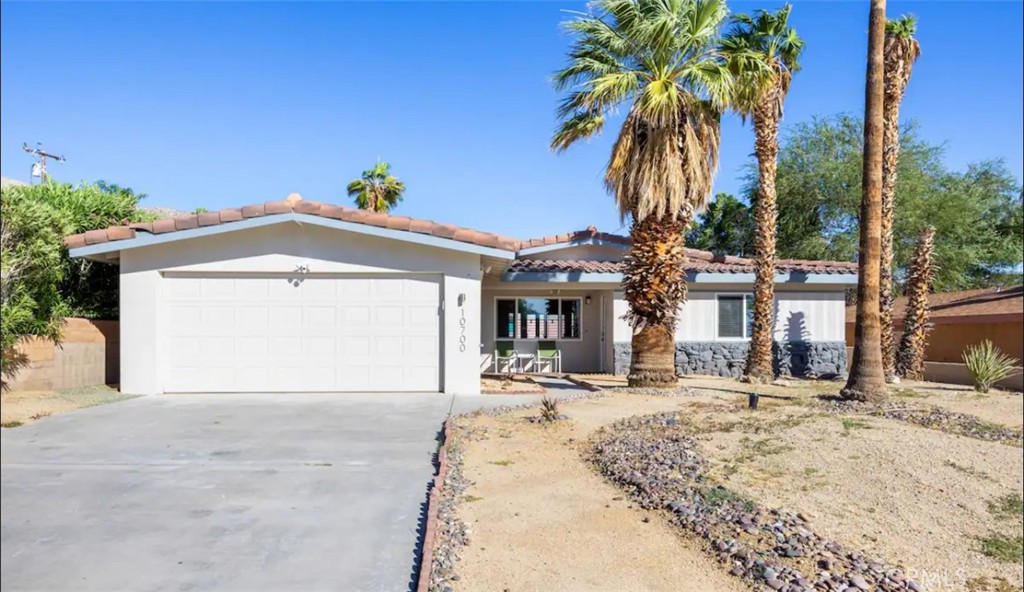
[303,306,336,328]
[406,335,438,355]
[235,278,269,300]
[201,278,236,300]
[270,306,302,328]
[163,275,441,392]
[237,336,269,358]
[374,306,405,326]
[236,307,269,330]
[340,306,371,326]
[202,307,235,329]
[408,305,438,327]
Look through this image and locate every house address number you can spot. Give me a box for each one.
[458,308,467,352]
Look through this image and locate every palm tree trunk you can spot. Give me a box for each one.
[625,215,688,388]
[842,0,889,403]
[745,93,781,383]
[896,226,935,380]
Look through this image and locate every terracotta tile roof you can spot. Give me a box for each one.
[63,195,858,275]
[845,285,1024,322]
[509,250,858,275]
[63,195,522,252]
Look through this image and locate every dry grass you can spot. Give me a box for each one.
[1,385,136,427]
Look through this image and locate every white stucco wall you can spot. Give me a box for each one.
[612,288,848,342]
[119,222,483,395]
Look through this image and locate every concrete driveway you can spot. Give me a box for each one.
[1,391,555,592]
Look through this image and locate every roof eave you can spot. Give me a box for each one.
[515,237,628,257]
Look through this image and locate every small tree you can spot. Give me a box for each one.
[895,226,935,380]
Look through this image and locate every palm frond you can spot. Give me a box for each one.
[553,0,731,222]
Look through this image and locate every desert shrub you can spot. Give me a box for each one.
[963,340,1020,393]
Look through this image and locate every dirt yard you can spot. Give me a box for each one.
[480,374,545,394]
[1,385,135,427]
[450,377,1023,592]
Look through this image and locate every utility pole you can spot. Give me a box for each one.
[23,143,66,184]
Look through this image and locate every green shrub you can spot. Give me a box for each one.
[963,340,1020,394]
[1,188,68,386]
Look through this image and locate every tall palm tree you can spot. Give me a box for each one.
[552,0,742,387]
[346,160,406,213]
[879,15,921,382]
[722,4,804,383]
[842,0,888,403]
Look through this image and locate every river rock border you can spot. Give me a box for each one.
[820,398,1024,447]
[588,412,924,592]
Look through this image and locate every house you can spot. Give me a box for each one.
[845,285,1024,363]
[65,195,856,395]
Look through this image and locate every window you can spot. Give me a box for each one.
[717,294,755,339]
[494,298,582,340]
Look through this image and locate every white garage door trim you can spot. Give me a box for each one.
[160,272,443,393]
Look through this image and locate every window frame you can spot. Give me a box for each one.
[493,296,584,342]
[715,293,755,341]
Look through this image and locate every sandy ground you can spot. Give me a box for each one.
[1,385,135,427]
[480,375,545,394]
[455,394,747,592]
[456,379,1024,592]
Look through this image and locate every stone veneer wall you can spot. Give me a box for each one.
[613,341,847,379]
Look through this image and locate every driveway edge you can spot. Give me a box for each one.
[416,416,452,592]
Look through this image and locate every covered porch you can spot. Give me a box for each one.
[479,284,618,374]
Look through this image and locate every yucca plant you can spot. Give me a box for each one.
[963,341,1020,394]
[539,395,563,423]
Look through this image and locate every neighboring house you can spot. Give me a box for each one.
[845,285,1024,363]
[65,194,856,395]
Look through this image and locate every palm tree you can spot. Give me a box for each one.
[842,0,888,403]
[722,4,804,383]
[552,0,742,388]
[879,15,921,382]
[346,160,406,213]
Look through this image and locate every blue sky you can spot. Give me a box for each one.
[2,1,1021,239]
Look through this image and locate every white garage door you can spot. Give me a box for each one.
[162,274,441,393]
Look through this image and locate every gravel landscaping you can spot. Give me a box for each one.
[427,378,1023,592]
[589,412,926,592]
[819,398,1024,446]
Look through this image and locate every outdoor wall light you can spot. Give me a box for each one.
[585,296,592,305]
